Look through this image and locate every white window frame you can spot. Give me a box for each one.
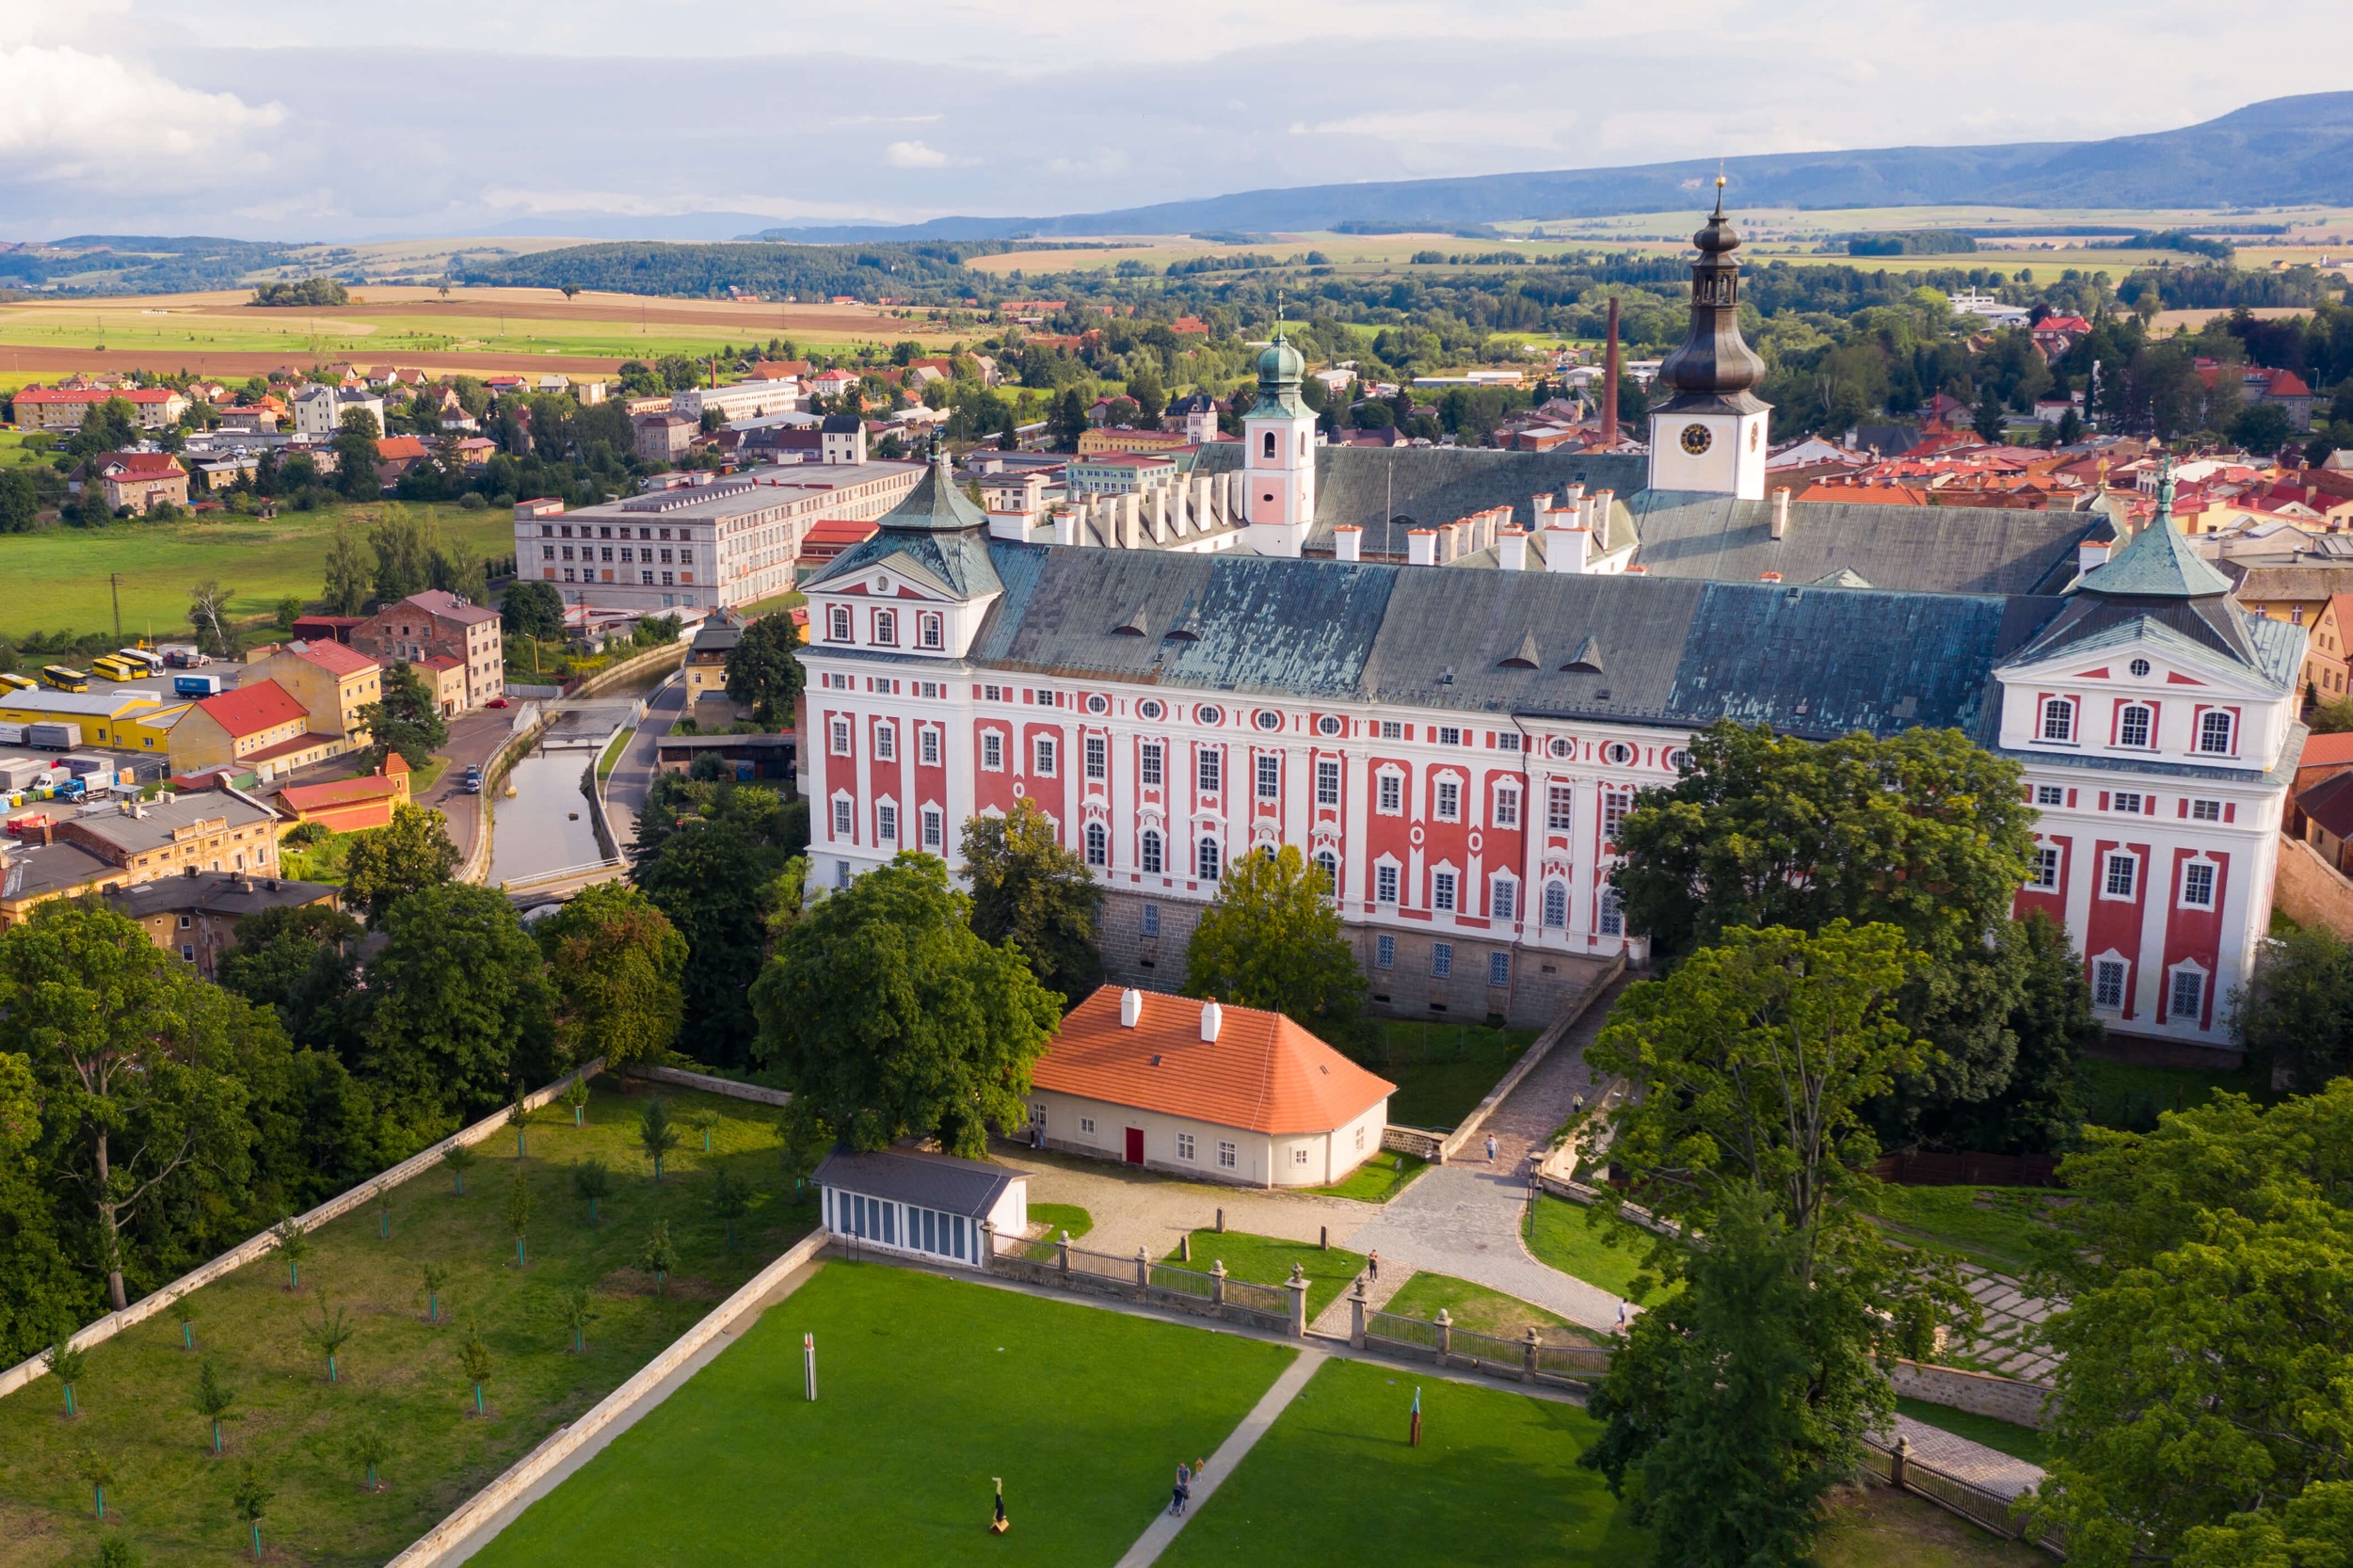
[1375,861,1401,904]
[1491,876,1517,921]
[1084,734,1107,781]
[917,610,944,649]
[1141,830,1163,875]
[1546,782,1575,832]
[1197,748,1221,793]
[1256,753,1280,800]
[1084,821,1107,867]
[828,718,852,757]
[830,796,853,838]
[2029,845,2061,890]
[921,806,943,850]
[2117,703,2153,748]
[2091,956,2128,1011]
[2179,858,2217,909]
[920,727,940,766]
[2041,696,2076,743]
[1217,1140,1238,1170]
[1176,1132,1195,1161]
[875,802,898,843]
[1197,836,1221,880]
[2034,784,2064,807]
[2191,798,2222,822]
[1316,758,1341,807]
[1140,742,1164,788]
[873,723,896,762]
[1493,784,1519,828]
[2198,710,2236,756]
[2168,965,2205,1020]
[1600,789,1632,842]
[981,731,1004,771]
[872,607,897,647]
[1597,886,1625,936]
[1543,879,1568,928]
[1432,869,1457,912]
[1433,776,1461,822]
[1033,735,1057,776]
[1376,768,1404,815]
[826,603,852,642]
[2102,852,2138,901]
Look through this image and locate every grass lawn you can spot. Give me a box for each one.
[1862,1186,2063,1275]
[594,728,630,781]
[1523,1195,1671,1304]
[1303,1150,1428,1202]
[1164,1231,1366,1320]
[1816,1481,2048,1568]
[0,1082,815,1568]
[1895,1399,2054,1469]
[1344,1018,1535,1130]
[1382,1272,1602,1348]
[2084,1056,2270,1130]
[465,1262,1298,1568]
[278,827,360,885]
[1157,1355,1645,1567]
[1023,1202,1092,1261]
[0,501,509,642]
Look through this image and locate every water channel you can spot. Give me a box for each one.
[487,664,677,886]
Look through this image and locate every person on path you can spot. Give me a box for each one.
[1367,1249,1380,1286]
[1171,1463,1191,1515]
[1486,1133,1498,1163]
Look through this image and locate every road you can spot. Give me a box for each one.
[429,707,522,868]
[601,674,686,851]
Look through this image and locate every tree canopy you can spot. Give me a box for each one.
[1183,846,1364,1036]
[751,854,1060,1157]
[357,663,450,771]
[360,883,554,1140]
[723,612,804,728]
[342,803,459,923]
[959,799,1102,1005]
[536,883,687,1070]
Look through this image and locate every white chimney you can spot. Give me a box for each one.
[1592,488,1615,533]
[1497,526,1529,571]
[1051,506,1078,547]
[1546,525,1590,573]
[1333,524,1363,563]
[1199,1000,1223,1042]
[1560,484,1586,510]
[1120,987,1143,1028]
[1770,487,1791,540]
[1407,529,1437,567]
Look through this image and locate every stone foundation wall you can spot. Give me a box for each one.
[2275,832,2353,939]
[1890,1359,2056,1431]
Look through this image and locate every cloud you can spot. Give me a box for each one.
[0,43,280,176]
[884,139,951,168]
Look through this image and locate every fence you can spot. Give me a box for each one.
[0,1059,605,1401]
[1869,1150,2060,1188]
[979,1231,1303,1336]
[1858,1435,2063,1557]
[1356,1294,1614,1388]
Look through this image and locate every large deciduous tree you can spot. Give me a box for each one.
[631,776,805,1064]
[342,804,459,923]
[1183,845,1363,1036]
[216,904,366,1054]
[960,799,1102,1005]
[723,612,804,728]
[360,883,553,1139]
[501,579,565,642]
[357,663,450,770]
[751,854,1060,1156]
[536,883,687,1069]
[0,1048,86,1360]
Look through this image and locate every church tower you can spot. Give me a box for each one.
[1241,331,1317,557]
[1646,179,1771,499]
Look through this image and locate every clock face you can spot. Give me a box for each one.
[1679,423,1713,456]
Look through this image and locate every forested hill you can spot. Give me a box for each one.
[456,240,1029,298]
[763,91,2353,243]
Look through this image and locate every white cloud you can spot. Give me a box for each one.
[0,43,280,176]
[884,139,951,168]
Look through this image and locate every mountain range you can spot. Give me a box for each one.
[758,92,2353,244]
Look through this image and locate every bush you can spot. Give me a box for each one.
[458,491,488,509]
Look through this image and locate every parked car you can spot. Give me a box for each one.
[487,696,510,709]
[459,766,484,794]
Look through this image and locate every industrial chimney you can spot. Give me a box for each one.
[1601,296,1621,446]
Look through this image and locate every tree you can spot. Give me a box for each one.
[505,1167,532,1267]
[217,903,364,1052]
[302,1288,354,1382]
[632,778,806,1064]
[168,1295,197,1351]
[356,664,450,771]
[0,902,268,1310]
[506,1095,529,1159]
[231,1464,273,1560]
[1183,846,1363,1035]
[723,612,804,728]
[2026,1083,2353,1565]
[342,803,459,922]
[1051,387,1088,450]
[556,1284,596,1353]
[1973,383,2009,443]
[361,884,554,1135]
[2232,923,2353,1089]
[0,468,40,533]
[45,1333,88,1416]
[192,1357,238,1453]
[502,579,564,641]
[536,884,687,1071]
[81,1449,116,1518]
[459,1330,493,1416]
[1127,362,1166,422]
[562,1079,591,1128]
[681,1106,717,1154]
[440,1143,476,1197]
[187,580,235,657]
[711,1165,751,1250]
[2230,401,2295,455]
[637,1099,680,1182]
[271,1218,309,1290]
[751,854,1062,1157]
[638,1221,678,1296]
[321,525,371,615]
[420,1262,450,1324]
[570,1158,613,1223]
[959,799,1103,1003]
[346,1424,391,1492]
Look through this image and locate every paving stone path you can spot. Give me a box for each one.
[1953,1266,2060,1382]
[1111,1346,1327,1568]
[1887,1414,2045,1500]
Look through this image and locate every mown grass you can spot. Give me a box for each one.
[1816,1481,2049,1568]
[1162,1231,1366,1320]
[1381,1272,1602,1348]
[1022,1203,1093,1262]
[0,1082,815,1568]
[1522,1195,1671,1304]
[1895,1398,2054,1469]
[1861,1186,2063,1275]
[1303,1150,1429,1203]
[1342,1019,1535,1131]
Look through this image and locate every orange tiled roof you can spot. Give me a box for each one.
[1032,985,1395,1136]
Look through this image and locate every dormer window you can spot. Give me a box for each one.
[872,608,897,646]
[827,604,852,642]
[917,612,944,649]
[2199,710,2236,755]
[2041,696,2076,743]
[2117,703,2153,748]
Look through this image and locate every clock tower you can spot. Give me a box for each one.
[1646,179,1770,499]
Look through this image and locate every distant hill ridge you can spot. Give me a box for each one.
[758,92,2353,243]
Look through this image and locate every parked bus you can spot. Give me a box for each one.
[88,654,141,682]
[114,648,166,675]
[0,671,32,693]
[40,665,90,693]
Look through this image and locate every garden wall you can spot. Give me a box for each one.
[628,1064,792,1108]
[1891,1359,2056,1430]
[2273,832,2353,939]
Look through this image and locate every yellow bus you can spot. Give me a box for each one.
[0,671,32,693]
[89,654,141,682]
[40,665,90,694]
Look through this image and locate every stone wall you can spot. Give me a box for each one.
[1890,1359,2056,1431]
[628,1064,792,1107]
[2274,832,2353,939]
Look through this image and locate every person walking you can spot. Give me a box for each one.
[1367,1249,1380,1286]
[1171,1462,1191,1515]
[1485,1133,1498,1163]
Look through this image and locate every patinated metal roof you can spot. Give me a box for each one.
[1626,490,2099,597]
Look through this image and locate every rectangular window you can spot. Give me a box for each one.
[1434,779,1460,821]
[1380,721,1403,739]
[1293,1147,1309,1167]
[1547,783,1575,832]
[1084,735,1107,780]
[1080,1116,1096,1136]
[1176,1133,1195,1161]
[917,612,943,649]
[831,798,852,837]
[1034,736,1056,775]
[2104,853,2137,899]
[982,732,1004,770]
[1493,785,1519,828]
[1376,863,1400,904]
[1141,833,1163,874]
[1496,732,1521,753]
[1492,879,1516,920]
[2034,784,2064,807]
[2111,792,2141,814]
[1376,933,1395,969]
[2041,698,2075,742]
[921,808,942,849]
[2029,846,2061,889]
[2169,968,2203,1018]
[1598,887,1625,936]
[1140,903,1160,937]
[2191,798,2222,822]
[1601,790,1632,841]
[2199,711,2235,755]
[1027,1103,1046,1128]
[876,804,898,842]
[1257,754,1280,799]
[2181,860,2216,908]
[1140,743,1164,788]
[829,719,851,756]
[1316,759,1340,807]
[1437,727,1461,746]
[1197,749,1221,792]
[920,728,939,766]
[1487,951,1511,987]
[2117,705,2151,748]
[1377,772,1402,813]
[873,725,895,761]
[1217,1140,1237,1170]
[1431,942,1453,978]
[2092,958,2127,1010]
[1432,871,1457,912]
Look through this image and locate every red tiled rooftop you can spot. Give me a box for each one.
[195,680,307,739]
[291,639,378,678]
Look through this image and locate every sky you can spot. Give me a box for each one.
[4,0,2348,242]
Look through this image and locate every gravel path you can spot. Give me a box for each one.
[1888,1414,2045,1501]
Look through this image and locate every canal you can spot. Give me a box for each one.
[485,663,680,887]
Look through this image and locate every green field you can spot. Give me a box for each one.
[465,1262,1297,1568]
[1382,1271,1600,1348]
[1862,1185,2065,1275]
[1305,1149,1429,1202]
[1165,1230,1367,1320]
[0,1083,814,1568]
[0,501,508,644]
[1347,1019,1536,1131]
[1523,1196,1671,1304]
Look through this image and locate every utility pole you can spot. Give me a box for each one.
[109,574,121,643]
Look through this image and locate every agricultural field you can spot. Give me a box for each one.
[0,500,508,646]
[0,1082,816,1568]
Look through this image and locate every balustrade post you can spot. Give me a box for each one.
[1890,1435,1911,1491]
[1135,1245,1150,1299]
[1522,1325,1539,1383]
[1057,1230,1071,1284]
[1349,1278,1368,1351]
[978,1221,995,1275]
[1434,1307,1452,1363]
[1210,1259,1227,1311]
[1285,1262,1308,1338]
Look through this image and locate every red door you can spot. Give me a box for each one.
[1125,1128,1145,1165]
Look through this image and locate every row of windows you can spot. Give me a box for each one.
[2028,844,2219,908]
[543,543,684,565]
[2040,696,2237,755]
[826,603,947,650]
[2089,957,2207,1020]
[558,568,675,586]
[539,521,696,541]
[2032,780,2227,822]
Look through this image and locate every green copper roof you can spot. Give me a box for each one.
[2073,511,2233,600]
[1249,332,1308,419]
[877,456,989,533]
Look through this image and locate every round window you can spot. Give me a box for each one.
[1549,737,1573,760]
[1256,710,1283,731]
[1605,741,1635,766]
[1138,698,1164,721]
[1086,693,1110,715]
[2128,658,2152,678]
[1665,747,1690,772]
[1679,424,1713,456]
[1317,715,1343,737]
[1197,705,1224,726]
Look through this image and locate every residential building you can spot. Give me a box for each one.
[2223,563,2353,630]
[1025,985,1395,1188]
[632,414,697,463]
[351,591,504,712]
[5,789,290,925]
[821,413,866,465]
[104,871,341,979]
[683,608,744,714]
[93,451,190,515]
[2298,770,2353,873]
[374,435,432,488]
[275,754,411,833]
[813,1148,1027,1271]
[1078,426,1194,457]
[291,384,386,437]
[168,680,336,780]
[254,640,382,746]
[13,384,189,432]
[2288,730,2353,835]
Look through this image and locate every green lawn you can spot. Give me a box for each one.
[1023,1202,1092,1261]
[278,826,360,885]
[1157,1356,1646,1568]
[1816,1481,2049,1568]
[0,1083,814,1568]
[1862,1186,2063,1275]
[466,1262,1298,1568]
[1304,1150,1428,1202]
[1382,1271,1602,1348]
[1523,1195,1670,1304]
[594,728,630,781]
[2084,1057,2270,1131]
[1895,1398,2054,1469]
[1164,1231,1366,1320]
[1344,1019,1536,1130]
[0,501,509,643]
